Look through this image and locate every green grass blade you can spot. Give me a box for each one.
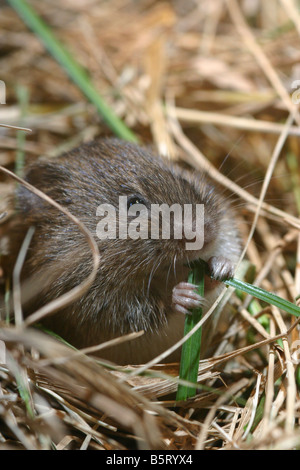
[176,260,205,401]
[224,278,300,318]
[8,0,138,143]
[177,259,300,402]
[15,85,29,177]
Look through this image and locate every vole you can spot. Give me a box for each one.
[1,138,241,364]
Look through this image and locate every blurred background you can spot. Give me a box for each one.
[0,0,299,183]
[1,0,300,450]
[1,0,300,275]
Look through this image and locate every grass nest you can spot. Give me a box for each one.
[0,0,300,450]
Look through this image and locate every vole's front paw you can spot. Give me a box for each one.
[172,282,205,315]
[208,256,235,281]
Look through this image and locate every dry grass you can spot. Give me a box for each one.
[0,0,300,450]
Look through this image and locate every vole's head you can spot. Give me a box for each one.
[4,137,242,346]
[17,138,223,290]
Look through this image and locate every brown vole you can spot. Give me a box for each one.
[2,138,241,364]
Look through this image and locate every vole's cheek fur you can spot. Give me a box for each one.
[2,137,241,365]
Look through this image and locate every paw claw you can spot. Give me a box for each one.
[172,282,205,315]
[208,256,235,281]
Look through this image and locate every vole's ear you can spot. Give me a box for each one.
[16,162,69,215]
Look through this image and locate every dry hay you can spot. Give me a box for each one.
[0,0,300,450]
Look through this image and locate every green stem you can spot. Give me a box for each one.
[176,260,205,401]
[177,260,300,401]
[224,278,300,318]
[8,0,138,142]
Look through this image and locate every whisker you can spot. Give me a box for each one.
[147,255,162,297]
[173,253,177,280]
[218,135,245,174]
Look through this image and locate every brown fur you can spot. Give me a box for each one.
[2,138,241,364]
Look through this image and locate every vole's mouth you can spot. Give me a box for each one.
[158,252,202,278]
[185,249,205,264]
[183,235,217,264]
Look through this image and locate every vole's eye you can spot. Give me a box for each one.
[127,195,147,209]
